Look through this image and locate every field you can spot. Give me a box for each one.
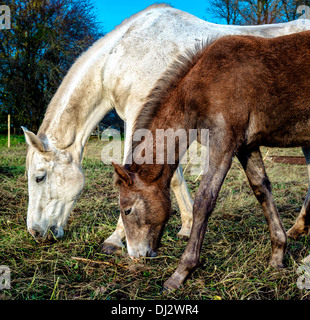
[1,135,310,300]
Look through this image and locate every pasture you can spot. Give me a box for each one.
[1,135,310,300]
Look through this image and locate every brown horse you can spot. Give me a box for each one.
[113,31,310,290]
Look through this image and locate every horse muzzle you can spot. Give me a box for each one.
[28,224,64,242]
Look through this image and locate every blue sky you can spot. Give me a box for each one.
[93,1,220,33]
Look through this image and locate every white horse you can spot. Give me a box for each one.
[23,4,310,252]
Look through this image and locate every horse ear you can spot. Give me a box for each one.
[21,127,47,153]
[112,162,133,186]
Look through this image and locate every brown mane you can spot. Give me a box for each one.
[127,42,208,170]
[133,42,207,133]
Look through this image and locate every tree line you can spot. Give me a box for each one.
[0,0,309,133]
[206,0,310,25]
[0,0,103,133]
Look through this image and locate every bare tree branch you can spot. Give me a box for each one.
[0,0,104,131]
[206,0,310,25]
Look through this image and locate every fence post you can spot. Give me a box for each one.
[8,114,10,148]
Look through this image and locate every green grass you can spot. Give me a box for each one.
[1,137,310,300]
[0,134,25,148]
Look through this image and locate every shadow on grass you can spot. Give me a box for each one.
[0,166,25,177]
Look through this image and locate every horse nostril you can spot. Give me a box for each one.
[146,249,157,258]
[50,226,57,236]
[33,230,41,238]
[29,227,42,238]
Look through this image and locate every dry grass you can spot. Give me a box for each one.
[1,138,310,300]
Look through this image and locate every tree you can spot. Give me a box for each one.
[206,0,310,25]
[239,0,284,24]
[0,0,104,132]
[208,0,242,25]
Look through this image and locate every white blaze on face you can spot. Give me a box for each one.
[23,127,85,241]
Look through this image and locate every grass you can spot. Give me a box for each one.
[0,134,25,148]
[1,136,310,300]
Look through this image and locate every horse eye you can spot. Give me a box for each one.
[35,175,46,183]
[124,208,132,216]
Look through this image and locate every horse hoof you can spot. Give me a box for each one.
[101,242,124,255]
[160,286,175,295]
[163,278,183,292]
[177,229,191,240]
[177,234,189,241]
[269,259,285,269]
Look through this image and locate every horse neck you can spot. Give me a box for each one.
[37,24,133,164]
[39,65,108,162]
[129,91,190,187]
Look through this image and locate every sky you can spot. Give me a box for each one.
[93,1,221,33]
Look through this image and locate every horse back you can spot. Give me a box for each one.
[187,31,310,148]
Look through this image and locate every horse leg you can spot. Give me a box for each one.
[101,214,125,254]
[170,165,194,239]
[287,146,310,239]
[237,148,286,267]
[164,146,234,290]
[101,118,136,254]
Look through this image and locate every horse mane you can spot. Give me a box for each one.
[133,42,208,133]
[127,41,208,168]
